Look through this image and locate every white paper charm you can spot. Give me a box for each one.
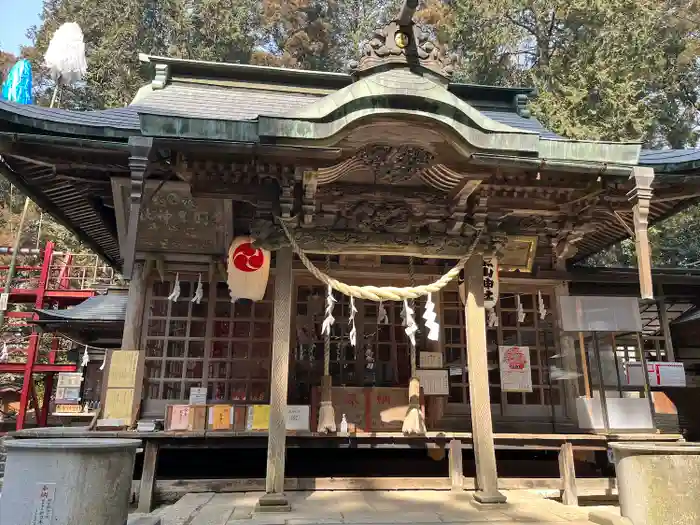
[487,308,499,328]
[538,290,547,320]
[422,293,440,341]
[168,273,181,302]
[81,345,89,367]
[402,299,418,347]
[378,301,389,325]
[321,284,336,336]
[516,294,526,323]
[348,296,358,347]
[192,273,204,304]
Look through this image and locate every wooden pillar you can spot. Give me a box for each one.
[558,442,578,506]
[449,439,464,491]
[257,246,294,512]
[100,262,148,427]
[554,283,580,424]
[464,255,506,504]
[138,441,159,513]
[656,284,676,362]
[628,167,654,300]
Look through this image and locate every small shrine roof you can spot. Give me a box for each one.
[33,293,127,324]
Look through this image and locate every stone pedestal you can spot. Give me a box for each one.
[610,442,700,525]
[0,438,141,525]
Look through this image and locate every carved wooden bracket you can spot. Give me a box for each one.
[124,136,154,279]
[628,166,655,299]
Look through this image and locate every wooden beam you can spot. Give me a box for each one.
[257,246,294,512]
[464,255,506,504]
[147,477,619,502]
[138,441,159,513]
[558,442,579,506]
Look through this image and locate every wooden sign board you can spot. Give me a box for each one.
[165,404,207,431]
[420,352,443,369]
[245,405,311,431]
[368,388,411,431]
[312,387,425,432]
[246,405,271,431]
[329,387,365,432]
[286,405,310,431]
[415,369,449,396]
[103,349,140,426]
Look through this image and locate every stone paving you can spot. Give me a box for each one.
[140,490,622,525]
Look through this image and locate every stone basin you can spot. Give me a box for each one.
[610,442,700,525]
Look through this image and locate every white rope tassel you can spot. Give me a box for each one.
[349,296,358,347]
[378,301,389,325]
[538,290,547,320]
[402,299,418,347]
[321,284,336,336]
[168,273,181,302]
[516,294,526,323]
[99,353,107,371]
[81,345,89,367]
[192,273,204,304]
[0,342,8,362]
[487,307,499,328]
[422,293,439,342]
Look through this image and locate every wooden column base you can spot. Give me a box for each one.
[256,492,292,512]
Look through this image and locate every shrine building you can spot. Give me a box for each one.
[2,2,700,511]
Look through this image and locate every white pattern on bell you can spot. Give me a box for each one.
[44,22,88,85]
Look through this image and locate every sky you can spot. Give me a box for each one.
[0,0,42,54]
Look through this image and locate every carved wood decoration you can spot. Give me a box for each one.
[357,145,434,184]
[349,21,455,79]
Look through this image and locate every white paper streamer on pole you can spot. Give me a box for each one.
[402,299,418,347]
[422,293,439,341]
[81,345,89,367]
[321,284,336,336]
[516,294,526,323]
[192,273,204,304]
[538,290,547,320]
[348,296,358,347]
[168,273,181,302]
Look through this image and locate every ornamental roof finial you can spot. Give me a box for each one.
[398,0,419,26]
